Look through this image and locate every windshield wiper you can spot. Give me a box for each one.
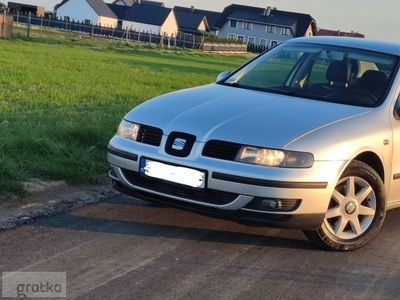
[222,81,240,87]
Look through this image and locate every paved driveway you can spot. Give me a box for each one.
[1,195,400,299]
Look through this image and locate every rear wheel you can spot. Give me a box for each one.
[304,160,386,251]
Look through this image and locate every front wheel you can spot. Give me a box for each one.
[304,160,386,251]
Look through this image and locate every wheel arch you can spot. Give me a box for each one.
[304,158,387,251]
[353,151,385,183]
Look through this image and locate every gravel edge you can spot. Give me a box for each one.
[0,183,120,230]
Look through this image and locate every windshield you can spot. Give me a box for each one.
[221,42,398,107]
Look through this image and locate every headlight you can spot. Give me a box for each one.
[235,146,313,168]
[117,120,140,141]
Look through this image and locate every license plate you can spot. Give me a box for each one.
[140,159,205,188]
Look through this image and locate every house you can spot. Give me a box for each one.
[173,6,221,35]
[317,28,365,38]
[7,1,45,17]
[173,6,210,35]
[111,0,164,7]
[122,3,177,36]
[56,0,117,27]
[215,5,317,47]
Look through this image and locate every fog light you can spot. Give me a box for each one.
[260,199,283,211]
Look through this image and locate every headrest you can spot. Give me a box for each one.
[358,70,388,88]
[326,61,351,84]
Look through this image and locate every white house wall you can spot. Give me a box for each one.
[198,20,206,31]
[57,0,98,24]
[305,24,314,36]
[98,16,117,27]
[123,21,160,34]
[160,11,177,37]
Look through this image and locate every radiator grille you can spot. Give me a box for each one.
[137,125,163,146]
[202,140,242,161]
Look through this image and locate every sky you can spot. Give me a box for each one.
[16,0,400,42]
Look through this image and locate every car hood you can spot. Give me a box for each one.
[125,84,372,148]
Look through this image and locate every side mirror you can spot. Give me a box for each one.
[216,71,230,82]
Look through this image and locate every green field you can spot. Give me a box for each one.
[0,36,248,198]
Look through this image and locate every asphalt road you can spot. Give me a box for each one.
[1,194,400,300]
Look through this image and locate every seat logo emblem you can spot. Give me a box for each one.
[172,138,186,151]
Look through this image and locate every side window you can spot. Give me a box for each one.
[395,94,400,120]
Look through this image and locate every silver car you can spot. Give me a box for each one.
[108,36,400,251]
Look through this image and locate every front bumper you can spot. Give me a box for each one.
[107,139,348,230]
[110,172,325,229]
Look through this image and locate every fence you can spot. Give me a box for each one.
[203,42,248,53]
[6,12,262,53]
[7,12,206,50]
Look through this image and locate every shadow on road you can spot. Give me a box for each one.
[33,195,400,252]
[34,196,315,251]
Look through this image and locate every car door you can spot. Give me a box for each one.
[387,95,400,205]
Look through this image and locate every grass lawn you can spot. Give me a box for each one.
[0,34,248,198]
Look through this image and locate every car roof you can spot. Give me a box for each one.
[288,36,400,56]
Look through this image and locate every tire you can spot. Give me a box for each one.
[303,160,386,251]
